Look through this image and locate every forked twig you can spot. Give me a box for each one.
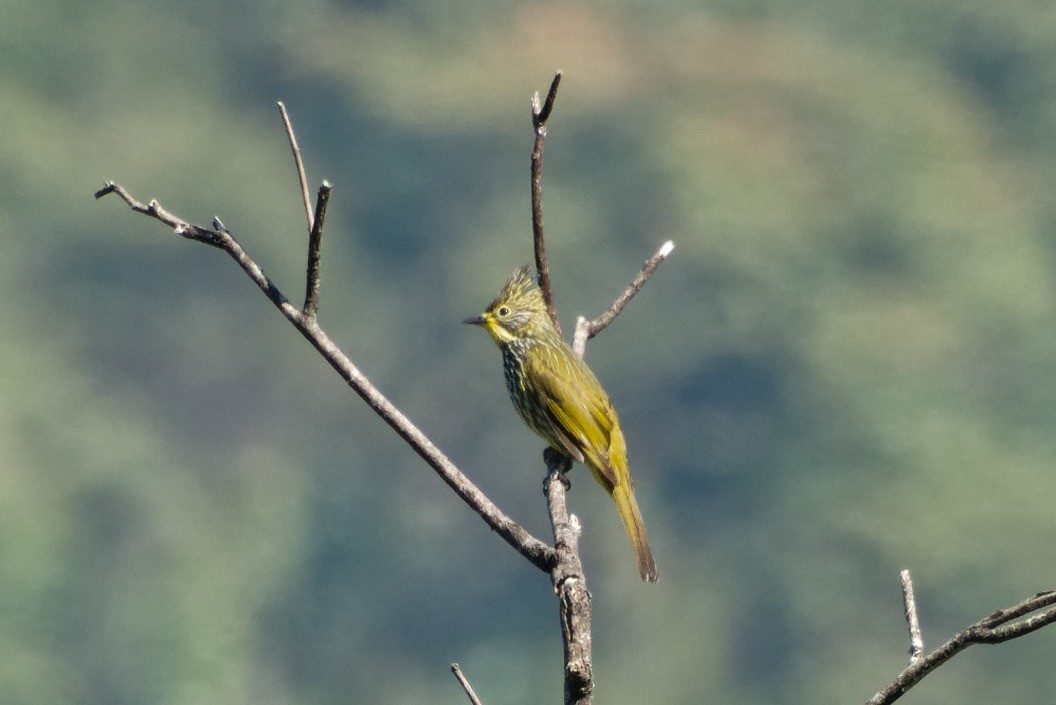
[867,587,1056,704]
[99,83,676,705]
[572,240,675,357]
[95,180,554,573]
[526,70,674,360]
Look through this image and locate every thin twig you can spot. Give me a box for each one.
[533,72,562,126]
[572,240,675,357]
[278,101,314,232]
[866,589,1056,705]
[530,71,564,335]
[94,183,226,249]
[980,590,1056,628]
[304,181,332,318]
[544,448,594,705]
[451,664,485,705]
[900,570,924,664]
[95,182,556,573]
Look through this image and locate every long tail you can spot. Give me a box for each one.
[612,482,658,582]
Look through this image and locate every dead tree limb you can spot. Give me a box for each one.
[93,180,554,573]
[867,579,1056,705]
[525,70,673,704]
[96,74,673,705]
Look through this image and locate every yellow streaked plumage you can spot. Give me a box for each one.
[465,267,657,582]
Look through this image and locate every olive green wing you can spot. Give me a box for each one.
[525,344,620,489]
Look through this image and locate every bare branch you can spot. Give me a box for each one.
[570,240,674,357]
[532,72,562,127]
[95,182,227,249]
[571,316,591,360]
[544,448,594,705]
[867,588,1056,705]
[900,570,924,664]
[451,663,485,705]
[980,590,1056,627]
[102,87,670,705]
[590,240,674,349]
[96,183,555,574]
[304,181,332,319]
[277,103,330,319]
[530,71,564,335]
[278,101,314,232]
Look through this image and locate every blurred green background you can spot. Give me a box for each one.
[4,0,1056,703]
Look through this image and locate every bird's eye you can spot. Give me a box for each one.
[497,306,510,317]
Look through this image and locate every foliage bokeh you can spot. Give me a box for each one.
[3,0,1056,703]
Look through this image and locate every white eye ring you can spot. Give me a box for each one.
[497,306,510,316]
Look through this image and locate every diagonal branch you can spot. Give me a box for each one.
[94,181,555,574]
[867,587,1056,705]
[530,71,564,335]
[451,664,486,705]
[572,240,675,357]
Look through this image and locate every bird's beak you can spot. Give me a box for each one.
[463,314,487,325]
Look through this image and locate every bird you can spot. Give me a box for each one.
[464,266,657,582]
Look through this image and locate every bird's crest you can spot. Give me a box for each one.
[490,265,544,313]
[464,266,552,344]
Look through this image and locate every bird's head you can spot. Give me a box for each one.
[464,266,551,345]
